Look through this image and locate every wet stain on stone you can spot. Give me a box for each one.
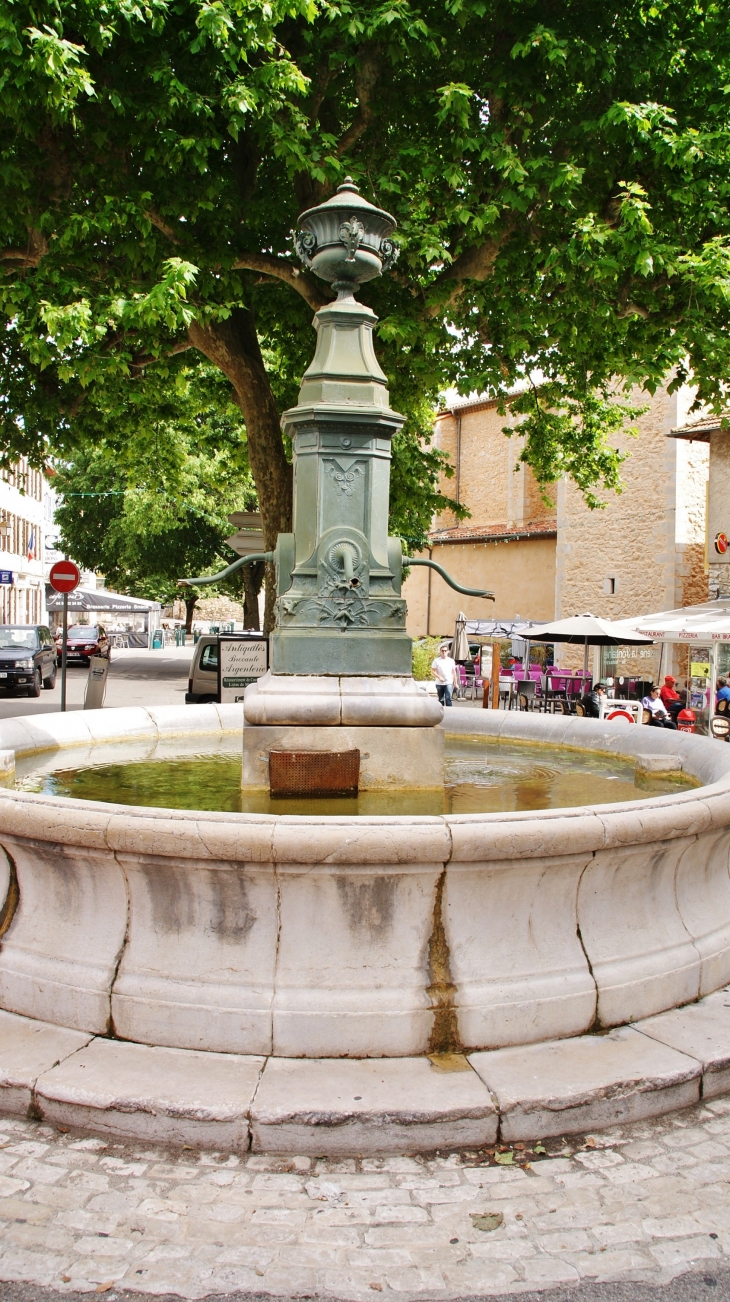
[140,862,256,942]
[427,869,461,1054]
[336,875,396,938]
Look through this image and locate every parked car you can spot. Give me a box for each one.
[0,625,57,696]
[185,635,220,704]
[55,624,111,667]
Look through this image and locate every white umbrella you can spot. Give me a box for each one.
[527,612,654,679]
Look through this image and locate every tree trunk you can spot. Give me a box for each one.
[184,593,197,635]
[242,560,265,629]
[188,309,292,634]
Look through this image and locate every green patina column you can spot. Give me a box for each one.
[269,179,412,676]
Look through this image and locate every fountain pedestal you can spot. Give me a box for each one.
[242,177,443,792]
[242,673,443,788]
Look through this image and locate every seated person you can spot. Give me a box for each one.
[642,685,678,729]
[717,677,730,708]
[660,674,683,719]
[580,682,608,718]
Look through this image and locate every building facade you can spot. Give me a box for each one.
[403,385,710,664]
[0,459,48,625]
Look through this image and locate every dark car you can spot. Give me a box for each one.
[55,624,111,667]
[0,625,57,696]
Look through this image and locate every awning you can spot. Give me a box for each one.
[615,598,730,643]
[45,586,161,614]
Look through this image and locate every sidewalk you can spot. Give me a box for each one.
[0,1096,728,1299]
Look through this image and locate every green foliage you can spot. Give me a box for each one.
[504,384,647,509]
[412,637,443,681]
[3,0,730,513]
[52,364,256,602]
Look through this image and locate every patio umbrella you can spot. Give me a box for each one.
[527,612,654,679]
[453,611,470,662]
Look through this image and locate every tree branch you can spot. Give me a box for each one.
[335,45,381,158]
[423,223,515,316]
[143,209,183,245]
[232,252,330,311]
[130,340,193,372]
[0,228,49,268]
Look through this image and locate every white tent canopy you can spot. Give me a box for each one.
[617,598,730,644]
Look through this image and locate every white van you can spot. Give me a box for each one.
[185,632,268,704]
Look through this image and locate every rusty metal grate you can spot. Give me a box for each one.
[269,749,360,797]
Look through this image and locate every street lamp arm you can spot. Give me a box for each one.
[177,552,274,587]
[405,558,494,600]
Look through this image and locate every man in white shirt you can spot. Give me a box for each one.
[431,643,457,707]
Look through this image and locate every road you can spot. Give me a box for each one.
[0,647,194,718]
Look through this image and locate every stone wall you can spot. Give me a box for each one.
[405,383,710,653]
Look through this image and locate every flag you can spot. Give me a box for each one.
[27,530,34,562]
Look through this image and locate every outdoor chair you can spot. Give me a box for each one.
[463,662,478,699]
[515,679,537,711]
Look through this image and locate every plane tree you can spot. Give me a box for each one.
[3,0,730,624]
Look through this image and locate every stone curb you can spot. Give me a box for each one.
[2,989,730,1155]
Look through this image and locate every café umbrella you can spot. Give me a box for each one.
[527,612,654,680]
[453,611,470,663]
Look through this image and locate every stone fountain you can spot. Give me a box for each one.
[0,190,730,1156]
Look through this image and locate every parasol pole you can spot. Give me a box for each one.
[490,641,501,710]
[583,636,589,682]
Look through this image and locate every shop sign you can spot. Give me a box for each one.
[218,635,268,703]
[0,572,13,586]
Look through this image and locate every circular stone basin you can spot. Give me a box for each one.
[15,733,695,816]
[0,703,728,1064]
[0,703,723,1150]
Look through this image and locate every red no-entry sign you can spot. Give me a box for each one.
[49,560,81,594]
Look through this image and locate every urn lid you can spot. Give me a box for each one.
[298,177,396,233]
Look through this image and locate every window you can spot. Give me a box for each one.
[603,577,616,596]
[200,644,219,672]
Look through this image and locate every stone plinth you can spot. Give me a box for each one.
[243,672,443,727]
[242,723,444,791]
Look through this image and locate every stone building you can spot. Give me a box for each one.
[669,412,730,600]
[403,385,710,671]
[0,459,48,625]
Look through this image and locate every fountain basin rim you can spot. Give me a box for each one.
[0,704,729,864]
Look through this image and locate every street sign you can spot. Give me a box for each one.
[0,572,13,586]
[218,635,268,703]
[49,560,81,594]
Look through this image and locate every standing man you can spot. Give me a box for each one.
[432,642,457,707]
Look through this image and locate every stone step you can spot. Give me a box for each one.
[1,991,730,1154]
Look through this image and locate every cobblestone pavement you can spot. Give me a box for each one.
[2,1098,730,1301]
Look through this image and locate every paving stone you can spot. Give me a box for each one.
[35,1038,265,1149]
[0,1009,91,1115]
[636,990,730,1099]
[251,1056,498,1155]
[469,1027,701,1140]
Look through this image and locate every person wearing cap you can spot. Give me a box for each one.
[431,642,457,707]
[660,675,680,708]
[642,684,678,729]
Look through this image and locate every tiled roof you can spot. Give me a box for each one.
[669,412,730,441]
[428,520,557,544]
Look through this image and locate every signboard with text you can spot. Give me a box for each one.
[218,635,268,704]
